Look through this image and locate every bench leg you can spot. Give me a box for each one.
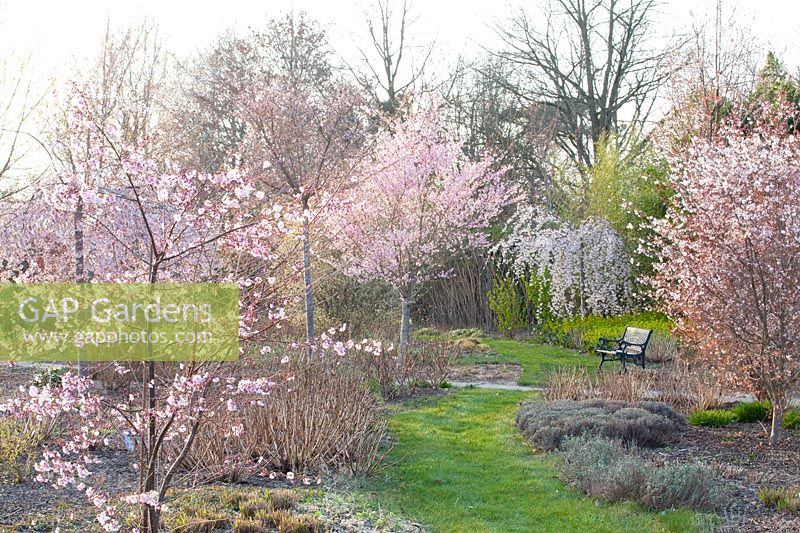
[620,355,627,373]
[598,353,605,370]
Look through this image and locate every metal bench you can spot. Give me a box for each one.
[596,326,652,371]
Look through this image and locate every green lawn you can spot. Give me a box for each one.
[460,338,598,386]
[364,388,712,533]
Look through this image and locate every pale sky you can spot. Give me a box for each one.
[2,0,799,80]
[0,0,796,182]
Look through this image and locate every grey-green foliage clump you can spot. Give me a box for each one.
[516,398,682,451]
[559,435,647,502]
[559,435,722,512]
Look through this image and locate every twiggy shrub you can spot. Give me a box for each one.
[175,355,388,480]
[544,367,653,403]
[645,333,679,364]
[354,339,455,398]
[545,360,724,415]
[543,367,595,402]
[352,341,414,399]
[654,360,724,414]
[249,355,387,475]
[412,340,457,387]
[0,414,48,483]
[596,370,654,402]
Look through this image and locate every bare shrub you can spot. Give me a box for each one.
[596,370,654,402]
[545,361,724,415]
[352,339,455,398]
[544,367,652,403]
[646,333,679,364]
[411,340,457,387]
[543,367,594,401]
[173,407,262,484]
[654,360,724,414]
[351,341,414,399]
[249,355,387,475]
[172,355,387,481]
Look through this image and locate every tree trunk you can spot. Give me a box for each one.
[302,210,315,344]
[578,236,586,316]
[141,277,159,531]
[141,360,158,531]
[74,198,85,282]
[770,402,784,446]
[74,199,88,377]
[399,296,411,356]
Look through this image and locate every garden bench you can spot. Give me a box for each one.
[596,327,652,371]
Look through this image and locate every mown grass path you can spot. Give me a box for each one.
[362,341,710,533]
[459,338,597,386]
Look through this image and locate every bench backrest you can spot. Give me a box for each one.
[622,327,652,346]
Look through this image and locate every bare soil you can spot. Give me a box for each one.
[448,363,522,385]
[0,365,36,402]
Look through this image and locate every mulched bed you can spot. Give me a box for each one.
[0,365,37,402]
[647,422,800,532]
[1,444,422,531]
[0,446,136,528]
[0,364,424,531]
[449,363,522,385]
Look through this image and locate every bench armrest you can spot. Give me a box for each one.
[597,337,621,350]
[620,340,647,348]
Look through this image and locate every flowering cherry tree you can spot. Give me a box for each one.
[495,206,633,318]
[0,87,298,531]
[333,100,513,353]
[654,110,800,445]
[240,77,367,342]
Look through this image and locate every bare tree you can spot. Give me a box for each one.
[353,0,434,113]
[164,32,261,173]
[494,0,674,170]
[446,57,557,202]
[658,0,762,146]
[0,27,48,198]
[48,19,170,287]
[239,78,367,343]
[256,11,333,89]
[165,11,333,173]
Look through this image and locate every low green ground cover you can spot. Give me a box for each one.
[362,388,712,532]
[462,338,595,387]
